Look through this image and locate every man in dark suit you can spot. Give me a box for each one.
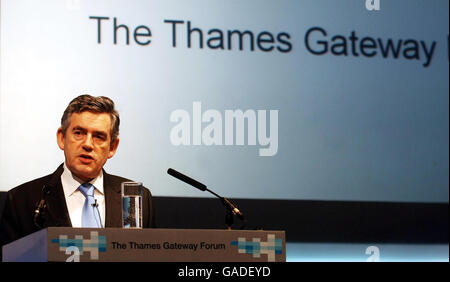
[0,95,155,255]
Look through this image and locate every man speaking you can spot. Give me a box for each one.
[0,95,155,252]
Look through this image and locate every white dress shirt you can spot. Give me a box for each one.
[61,163,106,228]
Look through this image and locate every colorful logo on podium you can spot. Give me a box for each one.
[51,231,106,261]
[231,234,282,262]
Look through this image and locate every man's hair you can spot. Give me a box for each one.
[61,94,120,145]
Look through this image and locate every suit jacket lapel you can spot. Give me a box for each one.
[41,166,124,228]
[43,164,72,227]
[103,170,123,227]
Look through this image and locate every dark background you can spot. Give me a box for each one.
[0,191,447,244]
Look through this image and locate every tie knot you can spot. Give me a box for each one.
[78,183,95,198]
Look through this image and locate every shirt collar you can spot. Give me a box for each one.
[62,162,104,196]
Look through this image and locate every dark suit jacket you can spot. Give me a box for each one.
[0,164,155,256]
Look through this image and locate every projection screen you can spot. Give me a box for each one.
[0,0,448,203]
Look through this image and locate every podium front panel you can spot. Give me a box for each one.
[4,227,286,262]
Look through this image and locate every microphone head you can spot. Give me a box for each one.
[167,168,207,191]
[42,185,51,195]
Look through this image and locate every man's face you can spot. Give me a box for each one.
[57,111,119,182]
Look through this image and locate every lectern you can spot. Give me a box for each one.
[2,227,285,262]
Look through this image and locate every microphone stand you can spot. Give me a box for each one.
[167,168,246,230]
[204,188,246,230]
[225,209,234,230]
[34,185,50,228]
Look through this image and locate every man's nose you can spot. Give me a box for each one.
[82,134,94,151]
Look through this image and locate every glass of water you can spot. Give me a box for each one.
[121,182,143,229]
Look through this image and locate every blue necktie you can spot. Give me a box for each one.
[78,183,102,228]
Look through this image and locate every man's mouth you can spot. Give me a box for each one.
[79,154,95,163]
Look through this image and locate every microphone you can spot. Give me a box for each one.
[167,168,207,191]
[34,185,50,228]
[167,168,245,220]
[91,198,103,227]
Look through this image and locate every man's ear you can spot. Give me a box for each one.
[108,137,120,159]
[57,128,65,150]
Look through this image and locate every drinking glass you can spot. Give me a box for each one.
[121,182,143,229]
